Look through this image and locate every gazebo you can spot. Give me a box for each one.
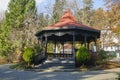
[36,10,100,64]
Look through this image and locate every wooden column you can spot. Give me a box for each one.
[40,36,43,48]
[72,32,75,57]
[94,36,97,46]
[62,42,64,57]
[84,34,87,48]
[45,35,48,54]
[72,32,76,67]
[87,42,90,50]
[54,42,56,54]
[93,36,97,52]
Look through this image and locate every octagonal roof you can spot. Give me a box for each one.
[43,10,99,32]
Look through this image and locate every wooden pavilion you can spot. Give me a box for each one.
[35,10,100,64]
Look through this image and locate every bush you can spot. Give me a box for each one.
[23,47,35,66]
[107,51,116,59]
[0,56,8,64]
[98,50,108,62]
[90,53,99,66]
[33,45,43,53]
[75,45,91,67]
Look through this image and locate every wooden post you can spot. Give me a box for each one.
[45,34,48,55]
[84,34,87,48]
[87,42,90,50]
[62,42,64,57]
[72,32,76,67]
[93,36,97,52]
[54,42,56,54]
[40,36,43,48]
[72,32,75,57]
[54,42,57,57]
[94,36,97,46]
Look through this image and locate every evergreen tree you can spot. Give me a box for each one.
[38,13,48,28]
[0,0,37,58]
[82,0,94,25]
[50,0,66,24]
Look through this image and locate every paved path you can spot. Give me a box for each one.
[110,57,120,63]
[0,64,120,80]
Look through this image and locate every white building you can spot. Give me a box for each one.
[100,26,120,52]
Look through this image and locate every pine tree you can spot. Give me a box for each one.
[50,0,66,24]
[38,13,48,28]
[0,0,37,58]
[82,0,94,25]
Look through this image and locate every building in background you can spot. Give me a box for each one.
[100,26,120,52]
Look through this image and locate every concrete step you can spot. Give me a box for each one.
[35,58,75,70]
[45,59,75,64]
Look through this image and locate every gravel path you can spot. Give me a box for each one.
[0,64,120,80]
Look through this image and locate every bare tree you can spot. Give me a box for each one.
[104,0,120,5]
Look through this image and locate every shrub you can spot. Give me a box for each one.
[23,47,35,66]
[98,50,108,62]
[90,53,99,66]
[33,45,43,53]
[0,56,8,64]
[75,45,91,67]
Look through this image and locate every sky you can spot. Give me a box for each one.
[93,0,105,9]
[0,0,9,12]
[0,0,105,13]
[93,0,104,8]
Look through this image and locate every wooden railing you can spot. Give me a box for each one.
[47,53,73,58]
[34,51,46,65]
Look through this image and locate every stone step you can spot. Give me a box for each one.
[35,58,75,70]
[45,60,75,64]
[46,58,75,61]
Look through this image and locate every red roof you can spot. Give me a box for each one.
[43,10,98,31]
